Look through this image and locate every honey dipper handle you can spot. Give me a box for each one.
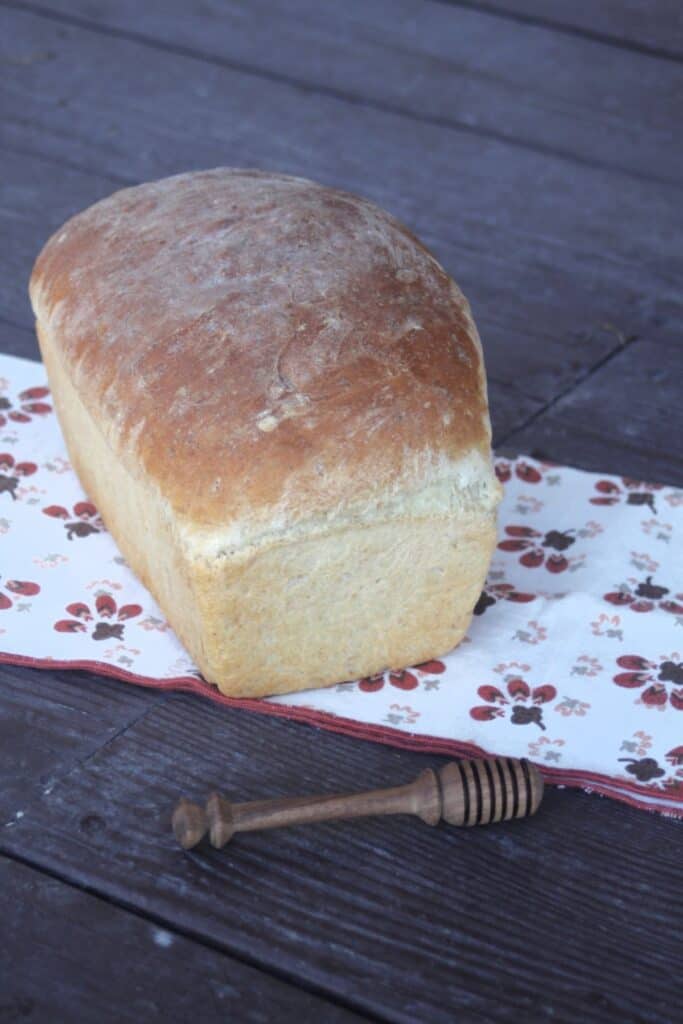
[206,769,441,847]
[174,758,544,849]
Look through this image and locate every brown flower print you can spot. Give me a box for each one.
[0,577,40,610]
[55,593,142,641]
[590,478,662,514]
[358,660,446,693]
[618,745,683,795]
[614,655,683,711]
[618,757,666,782]
[43,501,104,540]
[0,452,38,501]
[0,385,51,427]
[604,576,683,615]
[497,525,576,573]
[470,678,557,729]
[473,582,536,615]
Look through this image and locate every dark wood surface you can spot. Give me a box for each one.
[442,1,683,57]
[1,858,363,1023]
[1,2,681,1021]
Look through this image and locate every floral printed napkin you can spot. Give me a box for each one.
[1,351,681,816]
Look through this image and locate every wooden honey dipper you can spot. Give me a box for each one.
[172,757,544,849]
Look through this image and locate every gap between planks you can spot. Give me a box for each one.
[496,325,640,448]
[434,0,683,63]
[37,697,164,797]
[0,138,135,188]
[2,0,681,191]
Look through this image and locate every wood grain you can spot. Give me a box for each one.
[176,758,543,849]
[0,855,364,1023]
[0,149,125,333]
[2,8,682,417]
[446,1,683,58]
[10,0,683,183]
[0,661,159,821]
[502,334,683,485]
[1,3,682,1021]
[1,690,679,1023]
[0,320,39,360]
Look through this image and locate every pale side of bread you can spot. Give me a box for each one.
[30,169,502,697]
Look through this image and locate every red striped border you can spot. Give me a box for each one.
[2,650,680,818]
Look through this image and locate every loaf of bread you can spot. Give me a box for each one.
[30,169,502,698]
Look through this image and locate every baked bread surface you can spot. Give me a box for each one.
[30,168,502,696]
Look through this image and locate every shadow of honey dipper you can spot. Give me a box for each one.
[172,757,544,850]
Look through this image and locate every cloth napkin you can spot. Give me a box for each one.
[1,351,681,816]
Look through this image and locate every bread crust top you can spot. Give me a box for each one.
[30,168,495,533]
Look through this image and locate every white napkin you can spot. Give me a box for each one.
[1,351,681,816]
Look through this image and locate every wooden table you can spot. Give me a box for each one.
[1,3,681,1020]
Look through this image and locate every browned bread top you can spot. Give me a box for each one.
[30,169,494,534]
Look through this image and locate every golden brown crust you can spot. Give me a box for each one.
[30,168,491,531]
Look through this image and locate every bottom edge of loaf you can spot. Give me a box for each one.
[191,510,495,698]
[202,621,474,700]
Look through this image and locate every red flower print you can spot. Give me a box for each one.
[515,461,543,484]
[495,461,511,483]
[494,459,543,485]
[470,678,557,729]
[622,477,662,491]
[0,385,51,427]
[497,525,575,572]
[358,660,446,693]
[55,592,143,641]
[0,577,41,610]
[590,478,661,513]
[613,655,683,710]
[604,576,683,615]
[0,452,37,501]
[665,746,683,767]
[473,582,536,616]
[43,501,105,540]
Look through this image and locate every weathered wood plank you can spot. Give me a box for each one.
[1,690,679,1024]
[0,855,365,1023]
[0,149,126,332]
[10,0,683,183]
[501,333,683,485]
[446,1,683,59]
[0,661,160,820]
[2,9,681,417]
[4,321,678,1022]
[0,319,39,359]
[1,7,681,1021]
